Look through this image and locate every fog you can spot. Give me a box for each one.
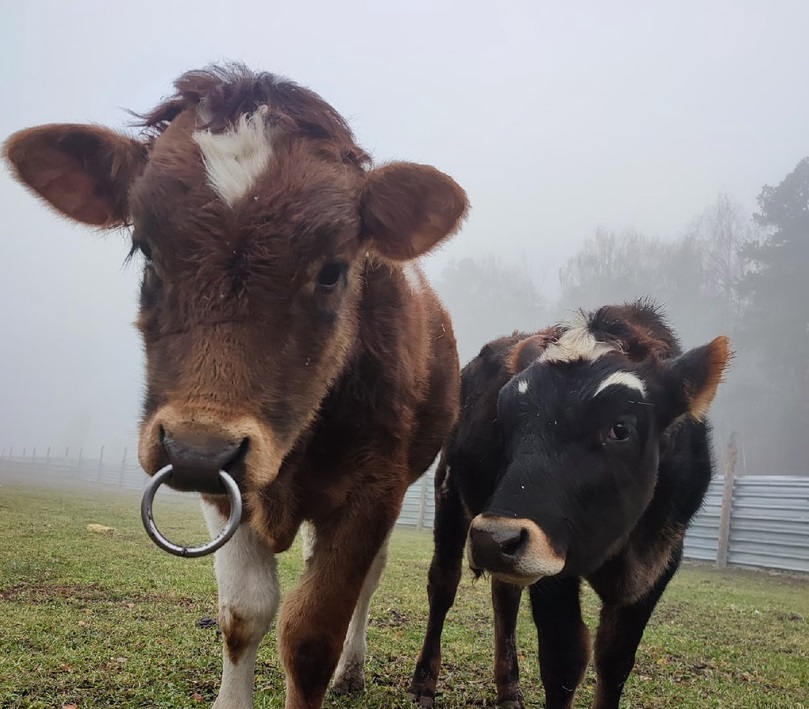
[1,1,807,476]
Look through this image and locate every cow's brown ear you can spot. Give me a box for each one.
[507,329,560,375]
[360,161,468,261]
[666,336,733,422]
[4,123,147,227]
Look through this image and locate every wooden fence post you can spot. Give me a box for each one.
[716,433,738,568]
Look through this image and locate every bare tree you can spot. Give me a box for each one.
[685,192,760,328]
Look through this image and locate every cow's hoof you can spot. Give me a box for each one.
[408,693,435,708]
[331,660,365,695]
[498,702,524,709]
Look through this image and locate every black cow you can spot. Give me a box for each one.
[408,301,731,709]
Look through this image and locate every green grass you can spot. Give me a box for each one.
[0,483,806,709]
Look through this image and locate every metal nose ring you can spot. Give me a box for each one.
[140,465,242,558]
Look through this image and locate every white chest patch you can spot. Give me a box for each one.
[539,325,616,364]
[594,371,647,398]
[193,106,274,207]
[403,262,423,293]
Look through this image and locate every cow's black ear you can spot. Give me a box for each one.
[660,336,732,425]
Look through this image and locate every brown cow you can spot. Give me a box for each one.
[4,64,468,709]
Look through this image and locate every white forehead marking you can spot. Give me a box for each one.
[517,379,529,394]
[539,324,616,364]
[594,371,647,398]
[403,262,423,292]
[193,105,274,208]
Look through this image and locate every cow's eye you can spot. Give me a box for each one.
[316,261,347,291]
[607,417,634,442]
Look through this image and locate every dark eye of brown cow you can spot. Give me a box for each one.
[127,238,153,264]
[316,261,347,291]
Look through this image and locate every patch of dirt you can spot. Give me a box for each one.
[0,581,196,607]
[773,610,804,623]
[370,607,410,628]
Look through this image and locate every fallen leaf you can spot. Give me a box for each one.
[191,693,204,702]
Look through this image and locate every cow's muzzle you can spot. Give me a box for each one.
[467,514,566,585]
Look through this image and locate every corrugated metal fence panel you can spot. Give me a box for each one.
[727,476,809,573]
[396,464,436,529]
[397,482,424,528]
[682,481,722,562]
[422,473,437,529]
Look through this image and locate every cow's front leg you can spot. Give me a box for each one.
[277,492,399,709]
[529,577,590,709]
[592,551,680,709]
[492,579,525,708]
[202,501,280,709]
[408,459,469,708]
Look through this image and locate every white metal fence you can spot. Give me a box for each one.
[682,476,809,573]
[398,467,809,574]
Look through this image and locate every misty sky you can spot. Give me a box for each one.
[1,0,807,460]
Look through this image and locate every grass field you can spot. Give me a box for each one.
[0,482,806,709]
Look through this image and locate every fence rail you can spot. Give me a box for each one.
[2,451,807,574]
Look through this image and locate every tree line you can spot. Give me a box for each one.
[434,157,809,476]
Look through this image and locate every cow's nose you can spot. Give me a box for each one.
[467,514,566,584]
[161,430,246,494]
[468,524,527,574]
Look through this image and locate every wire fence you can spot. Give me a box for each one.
[2,444,807,574]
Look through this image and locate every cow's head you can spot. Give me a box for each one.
[467,316,731,585]
[4,65,467,508]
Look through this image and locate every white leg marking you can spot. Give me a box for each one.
[300,519,316,567]
[331,532,391,694]
[517,378,529,394]
[193,106,274,207]
[202,501,280,709]
[594,371,647,397]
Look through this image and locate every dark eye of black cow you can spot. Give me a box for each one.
[607,416,634,442]
[316,261,347,291]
